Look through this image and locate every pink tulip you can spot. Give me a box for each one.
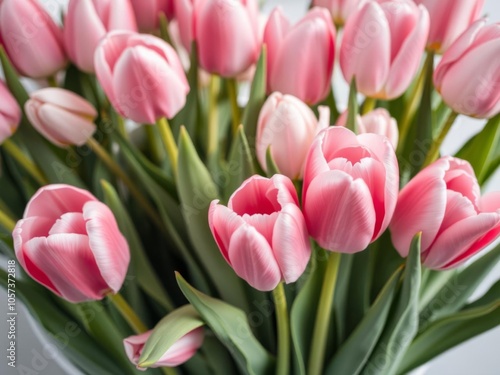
[124,328,204,369]
[25,88,97,147]
[340,0,429,99]
[94,31,189,123]
[264,7,335,104]
[414,0,484,53]
[433,20,500,119]
[64,0,137,73]
[303,126,399,253]
[390,157,500,269]
[130,0,175,32]
[312,0,368,26]
[337,108,399,149]
[13,184,130,303]
[256,92,330,179]
[0,80,21,144]
[209,175,311,291]
[0,0,67,78]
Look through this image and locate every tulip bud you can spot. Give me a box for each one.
[94,31,189,123]
[303,126,399,253]
[124,328,204,369]
[13,184,130,303]
[264,7,335,104]
[414,0,484,53]
[64,0,137,73]
[24,88,97,147]
[130,0,175,32]
[0,0,67,78]
[337,108,399,149]
[433,20,500,119]
[312,0,368,27]
[0,80,21,144]
[340,0,429,99]
[256,92,330,179]
[390,157,500,270]
[209,175,311,291]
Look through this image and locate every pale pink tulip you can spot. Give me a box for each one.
[13,185,130,303]
[25,88,97,147]
[256,92,330,179]
[131,0,175,32]
[124,328,204,370]
[313,0,368,26]
[0,0,67,78]
[264,7,335,104]
[433,20,500,119]
[337,108,399,149]
[0,80,21,144]
[414,0,484,53]
[64,0,137,73]
[303,126,399,253]
[390,156,500,269]
[94,31,189,123]
[340,0,429,99]
[209,175,311,291]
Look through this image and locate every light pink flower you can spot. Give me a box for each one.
[312,0,368,26]
[0,80,21,144]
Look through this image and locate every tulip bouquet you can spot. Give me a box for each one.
[1,0,500,374]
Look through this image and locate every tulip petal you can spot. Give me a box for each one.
[229,175,281,215]
[479,192,500,213]
[30,88,98,118]
[49,212,87,235]
[155,327,204,367]
[242,212,278,245]
[208,201,245,263]
[263,7,291,89]
[436,190,477,237]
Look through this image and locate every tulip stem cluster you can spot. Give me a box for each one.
[423,111,459,167]
[272,282,290,375]
[156,117,178,176]
[227,78,241,136]
[2,139,48,185]
[108,292,148,334]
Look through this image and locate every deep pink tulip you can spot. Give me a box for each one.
[130,0,175,32]
[256,92,330,179]
[209,175,311,291]
[13,185,130,303]
[390,157,500,270]
[303,126,399,253]
[64,0,137,73]
[414,0,484,53]
[340,0,429,99]
[433,20,500,119]
[0,0,67,78]
[124,328,204,369]
[25,88,97,147]
[264,7,335,104]
[94,31,189,123]
[312,0,368,26]
[0,80,21,144]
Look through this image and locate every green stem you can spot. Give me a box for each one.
[117,115,128,139]
[145,126,164,164]
[207,75,220,162]
[108,292,147,334]
[0,209,16,232]
[422,111,458,168]
[2,139,48,185]
[156,117,178,176]
[273,283,290,375]
[361,97,377,114]
[47,75,58,87]
[308,251,341,375]
[227,78,241,136]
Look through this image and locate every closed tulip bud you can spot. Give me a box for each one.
[340,0,429,99]
[0,0,67,78]
[303,126,399,253]
[0,80,21,144]
[312,0,368,27]
[264,7,335,104]
[256,92,330,179]
[24,88,97,147]
[130,0,175,32]
[94,31,189,123]
[124,328,204,369]
[337,108,399,149]
[414,0,484,53]
[433,20,500,119]
[64,0,137,73]
[390,157,500,270]
[13,185,130,303]
[209,175,311,291]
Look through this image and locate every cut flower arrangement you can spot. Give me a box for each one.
[1,0,500,374]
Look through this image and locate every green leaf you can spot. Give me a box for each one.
[325,265,403,375]
[333,253,354,347]
[363,233,422,375]
[139,305,205,367]
[346,78,358,132]
[176,273,275,375]
[265,146,281,177]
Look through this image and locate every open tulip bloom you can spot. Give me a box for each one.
[1,0,500,374]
